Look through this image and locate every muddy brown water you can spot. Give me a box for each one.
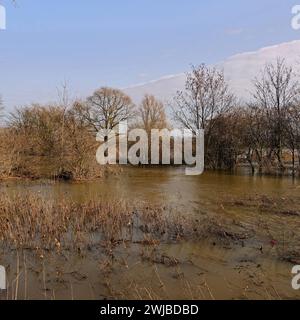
[1,167,300,300]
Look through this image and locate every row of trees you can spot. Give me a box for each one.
[172,59,300,175]
[0,86,170,179]
[0,58,300,179]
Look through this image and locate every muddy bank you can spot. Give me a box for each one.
[1,242,298,300]
[221,194,300,264]
[0,191,299,300]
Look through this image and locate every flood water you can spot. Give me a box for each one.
[1,167,300,300]
[3,166,300,208]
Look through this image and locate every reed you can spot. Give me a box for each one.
[0,192,242,252]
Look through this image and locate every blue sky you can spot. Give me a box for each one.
[0,0,300,109]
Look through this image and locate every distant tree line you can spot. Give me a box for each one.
[0,58,300,180]
[172,59,300,175]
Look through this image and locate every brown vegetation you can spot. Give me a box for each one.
[0,192,249,251]
[1,59,300,179]
[0,191,299,300]
[172,60,300,175]
[0,105,104,180]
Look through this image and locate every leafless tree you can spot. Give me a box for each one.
[57,81,72,175]
[75,87,135,132]
[252,58,300,170]
[242,105,271,173]
[207,107,245,170]
[137,95,168,132]
[172,64,235,134]
[284,104,300,173]
[172,64,235,167]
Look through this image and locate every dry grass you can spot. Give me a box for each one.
[0,192,248,252]
[0,192,297,300]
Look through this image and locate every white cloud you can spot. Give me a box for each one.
[124,40,300,104]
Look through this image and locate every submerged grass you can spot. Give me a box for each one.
[0,192,247,252]
[0,192,299,300]
[1,191,299,265]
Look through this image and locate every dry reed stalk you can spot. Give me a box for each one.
[23,252,27,300]
[14,252,20,300]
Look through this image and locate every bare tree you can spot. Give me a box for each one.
[243,104,270,173]
[284,104,300,174]
[137,95,168,132]
[75,88,135,132]
[252,58,300,169]
[172,64,235,166]
[172,65,235,134]
[57,81,72,175]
